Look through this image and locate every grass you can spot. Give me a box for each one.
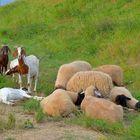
[0,113,16,131]
[0,0,140,139]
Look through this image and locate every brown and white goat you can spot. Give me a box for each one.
[6,47,39,93]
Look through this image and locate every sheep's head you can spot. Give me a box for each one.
[115,94,131,107]
[135,101,140,110]
[84,85,102,98]
[93,86,102,98]
[75,90,85,106]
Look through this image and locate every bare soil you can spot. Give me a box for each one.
[0,104,103,140]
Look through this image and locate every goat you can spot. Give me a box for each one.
[8,58,19,82]
[6,47,39,93]
[0,87,44,105]
[0,45,10,74]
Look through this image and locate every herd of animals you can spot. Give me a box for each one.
[0,44,140,123]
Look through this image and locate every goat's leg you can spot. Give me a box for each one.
[34,75,38,92]
[18,74,22,88]
[27,73,31,93]
[2,96,15,105]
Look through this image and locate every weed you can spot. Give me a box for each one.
[6,113,16,129]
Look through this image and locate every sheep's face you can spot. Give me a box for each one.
[135,101,140,110]
[93,87,102,98]
[75,91,85,106]
[115,94,131,107]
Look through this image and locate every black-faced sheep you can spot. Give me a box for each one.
[81,95,123,123]
[55,60,92,90]
[66,71,113,98]
[40,89,77,117]
[110,87,140,110]
[93,65,123,86]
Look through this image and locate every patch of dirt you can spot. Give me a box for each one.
[0,104,103,140]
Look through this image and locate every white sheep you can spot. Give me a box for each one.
[0,87,44,105]
[66,71,113,98]
[110,87,140,110]
[40,89,76,117]
[93,65,123,86]
[55,60,92,89]
[81,88,123,123]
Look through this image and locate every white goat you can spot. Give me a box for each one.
[9,58,18,82]
[0,87,44,105]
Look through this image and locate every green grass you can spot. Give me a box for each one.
[0,0,140,139]
[0,113,16,131]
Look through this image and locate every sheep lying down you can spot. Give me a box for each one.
[40,89,77,117]
[110,87,140,110]
[81,96,123,123]
[0,87,44,105]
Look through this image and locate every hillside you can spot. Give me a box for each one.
[0,0,140,139]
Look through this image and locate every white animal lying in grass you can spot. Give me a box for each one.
[0,87,44,105]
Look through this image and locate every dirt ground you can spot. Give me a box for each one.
[0,104,103,140]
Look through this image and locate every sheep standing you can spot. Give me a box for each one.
[66,71,113,98]
[55,60,92,89]
[110,87,140,110]
[93,65,123,86]
[40,89,76,117]
[81,95,123,123]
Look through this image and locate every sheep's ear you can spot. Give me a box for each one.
[126,97,131,100]
[78,89,84,95]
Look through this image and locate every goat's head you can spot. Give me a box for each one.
[13,47,26,58]
[1,45,11,55]
[5,66,18,75]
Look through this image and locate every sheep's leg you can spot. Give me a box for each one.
[18,74,22,88]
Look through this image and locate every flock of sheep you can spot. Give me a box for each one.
[41,60,140,123]
[0,44,140,123]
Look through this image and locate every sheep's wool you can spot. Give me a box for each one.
[55,61,92,89]
[67,71,113,98]
[81,96,123,123]
[40,89,76,117]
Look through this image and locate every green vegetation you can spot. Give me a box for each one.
[0,113,16,131]
[0,0,140,139]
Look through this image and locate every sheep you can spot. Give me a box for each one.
[5,47,39,93]
[40,89,76,117]
[55,60,92,90]
[66,71,113,98]
[81,95,123,123]
[0,87,44,105]
[110,87,140,110]
[93,65,123,86]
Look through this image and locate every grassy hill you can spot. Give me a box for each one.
[0,0,140,139]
